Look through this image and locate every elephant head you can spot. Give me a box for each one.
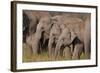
[23,11,52,44]
[54,28,77,59]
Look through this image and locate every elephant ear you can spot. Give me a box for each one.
[71,30,76,43]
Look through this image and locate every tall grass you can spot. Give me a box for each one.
[23,44,87,63]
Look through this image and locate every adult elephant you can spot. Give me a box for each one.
[31,16,53,54]
[24,11,52,54]
[23,11,51,42]
[83,14,91,59]
[52,15,91,59]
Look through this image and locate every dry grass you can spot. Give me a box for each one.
[23,44,87,63]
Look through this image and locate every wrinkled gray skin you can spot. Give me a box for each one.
[55,27,84,60]
[31,16,53,54]
[24,10,51,47]
[26,33,37,54]
[24,11,52,54]
[72,43,83,59]
[24,11,51,35]
[83,14,91,59]
[55,28,78,59]
[53,15,91,59]
[61,31,84,60]
[48,15,69,58]
[48,21,61,58]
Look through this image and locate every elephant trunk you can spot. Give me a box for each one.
[31,30,43,54]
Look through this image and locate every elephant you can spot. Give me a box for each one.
[54,28,84,60]
[67,14,91,59]
[72,42,83,59]
[23,10,51,43]
[83,14,91,59]
[24,11,52,54]
[48,15,70,58]
[23,12,30,43]
[52,15,91,59]
[31,16,53,54]
[54,28,75,59]
[48,20,61,58]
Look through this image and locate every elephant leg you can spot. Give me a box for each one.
[26,35,33,55]
[63,46,72,60]
[54,39,63,59]
[70,44,74,56]
[55,48,60,60]
[39,41,42,54]
[48,37,54,58]
[31,41,39,55]
[84,41,90,59]
[72,43,83,60]
[84,15,91,59]
[54,42,62,60]
[31,34,40,55]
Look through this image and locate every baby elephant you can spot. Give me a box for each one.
[54,28,73,59]
[54,28,84,60]
[48,22,61,59]
[72,42,83,60]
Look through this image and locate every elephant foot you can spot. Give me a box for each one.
[72,43,83,60]
[63,47,72,60]
[54,49,61,60]
[72,53,79,60]
[32,47,39,55]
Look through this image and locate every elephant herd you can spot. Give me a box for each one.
[23,10,91,60]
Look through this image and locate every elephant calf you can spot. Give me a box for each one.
[54,28,73,59]
[72,42,83,60]
[53,16,85,60]
[52,14,91,59]
[48,21,61,58]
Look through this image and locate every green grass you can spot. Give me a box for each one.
[23,44,87,63]
[80,53,86,59]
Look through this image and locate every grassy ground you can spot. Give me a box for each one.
[23,44,86,63]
